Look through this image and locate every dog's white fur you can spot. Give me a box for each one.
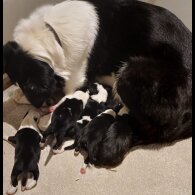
[13,1,99,94]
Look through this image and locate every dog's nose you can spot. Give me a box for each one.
[46,99,56,106]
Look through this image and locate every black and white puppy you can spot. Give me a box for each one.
[40,90,89,154]
[4,110,42,194]
[91,107,133,167]
[76,109,117,165]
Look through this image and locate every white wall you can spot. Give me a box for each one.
[141,0,192,31]
[3,0,192,44]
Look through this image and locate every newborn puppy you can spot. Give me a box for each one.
[41,90,90,153]
[92,107,133,167]
[4,110,42,194]
[76,109,117,165]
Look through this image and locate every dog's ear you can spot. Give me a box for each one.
[3,41,20,76]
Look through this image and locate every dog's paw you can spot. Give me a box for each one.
[21,186,26,192]
[6,185,18,195]
[26,179,37,190]
[39,142,45,148]
[52,148,64,154]
[3,135,9,141]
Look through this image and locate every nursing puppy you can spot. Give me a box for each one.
[41,90,89,153]
[91,107,133,167]
[4,110,42,194]
[75,109,117,165]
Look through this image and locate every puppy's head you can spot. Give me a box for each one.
[3,41,65,108]
[44,100,76,136]
[19,110,41,131]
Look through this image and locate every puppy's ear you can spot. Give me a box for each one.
[8,135,17,145]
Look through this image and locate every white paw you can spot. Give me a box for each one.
[39,142,45,148]
[26,179,37,190]
[21,185,26,191]
[3,135,9,141]
[52,149,64,154]
[74,151,80,156]
[6,185,18,195]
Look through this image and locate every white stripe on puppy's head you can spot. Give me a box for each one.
[65,90,90,108]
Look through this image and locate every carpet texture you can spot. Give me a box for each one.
[3,89,192,195]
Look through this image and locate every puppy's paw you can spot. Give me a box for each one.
[52,149,64,154]
[21,185,26,191]
[39,142,45,148]
[6,185,18,195]
[26,179,37,190]
[3,135,9,141]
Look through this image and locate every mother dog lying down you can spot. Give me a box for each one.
[3,0,192,145]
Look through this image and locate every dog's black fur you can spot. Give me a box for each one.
[3,0,192,159]
[7,128,41,189]
[3,41,65,108]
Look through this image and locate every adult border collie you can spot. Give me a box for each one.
[3,0,192,143]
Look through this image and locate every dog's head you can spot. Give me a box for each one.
[3,41,65,108]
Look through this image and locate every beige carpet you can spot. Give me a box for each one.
[3,88,192,195]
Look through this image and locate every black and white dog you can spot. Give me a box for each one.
[3,1,192,150]
[3,110,42,194]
